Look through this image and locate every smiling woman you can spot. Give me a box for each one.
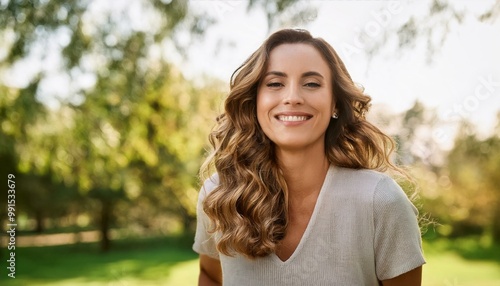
[257,43,334,153]
[194,29,425,286]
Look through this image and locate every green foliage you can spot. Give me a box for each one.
[409,119,500,240]
[0,0,306,251]
[0,0,217,251]
[445,124,500,239]
[373,100,500,241]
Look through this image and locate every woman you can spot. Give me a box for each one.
[193,29,425,286]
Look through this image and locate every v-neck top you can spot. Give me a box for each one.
[193,166,426,285]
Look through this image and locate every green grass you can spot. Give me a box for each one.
[0,234,199,286]
[422,237,500,286]
[1,235,499,285]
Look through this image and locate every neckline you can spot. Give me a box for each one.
[271,165,335,265]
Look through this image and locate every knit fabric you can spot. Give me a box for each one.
[193,166,426,285]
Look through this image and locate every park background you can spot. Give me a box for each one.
[0,0,499,285]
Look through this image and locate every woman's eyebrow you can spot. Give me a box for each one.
[263,71,324,78]
[264,71,287,77]
[302,71,324,78]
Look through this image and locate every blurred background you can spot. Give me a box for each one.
[0,0,499,285]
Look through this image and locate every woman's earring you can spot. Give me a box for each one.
[332,112,338,119]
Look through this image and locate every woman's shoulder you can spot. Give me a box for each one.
[196,173,219,203]
[200,173,220,195]
[333,166,393,186]
[332,166,415,212]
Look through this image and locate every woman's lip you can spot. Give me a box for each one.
[274,112,313,117]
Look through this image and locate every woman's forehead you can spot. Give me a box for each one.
[266,43,331,76]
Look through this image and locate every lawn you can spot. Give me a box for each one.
[1,235,499,285]
[0,234,199,286]
[422,237,500,286]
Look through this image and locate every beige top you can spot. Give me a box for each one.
[193,166,426,285]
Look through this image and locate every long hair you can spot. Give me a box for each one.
[200,29,400,259]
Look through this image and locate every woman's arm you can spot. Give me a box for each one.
[382,266,422,286]
[198,254,222,286]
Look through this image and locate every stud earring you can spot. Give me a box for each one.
[332,112,338,119]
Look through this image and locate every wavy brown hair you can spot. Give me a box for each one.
[200,29,401,259]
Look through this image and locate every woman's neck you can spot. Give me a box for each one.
[276,145,330,199]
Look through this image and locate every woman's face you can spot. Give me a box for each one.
[257,43,335,152]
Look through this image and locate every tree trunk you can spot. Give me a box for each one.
[100,200,112,252]
[35,210,44,233]
[179,207,195,233]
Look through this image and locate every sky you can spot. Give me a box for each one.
[181,0,500,144]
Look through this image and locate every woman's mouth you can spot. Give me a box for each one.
[276,115,312,122]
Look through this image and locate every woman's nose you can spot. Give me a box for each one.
[283,85,304,105]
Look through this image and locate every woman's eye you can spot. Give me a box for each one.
[304,82,320,88]
[266,82,283,88]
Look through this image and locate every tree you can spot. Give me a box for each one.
[360,0,500,240]
[248,0,318,33]
[1,0,203,252]
[362,0,500,61]
[415,119,500,240]
[0,0,306,251]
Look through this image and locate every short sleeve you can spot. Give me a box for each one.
[373,176,426,280]
[192,175,220,260]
